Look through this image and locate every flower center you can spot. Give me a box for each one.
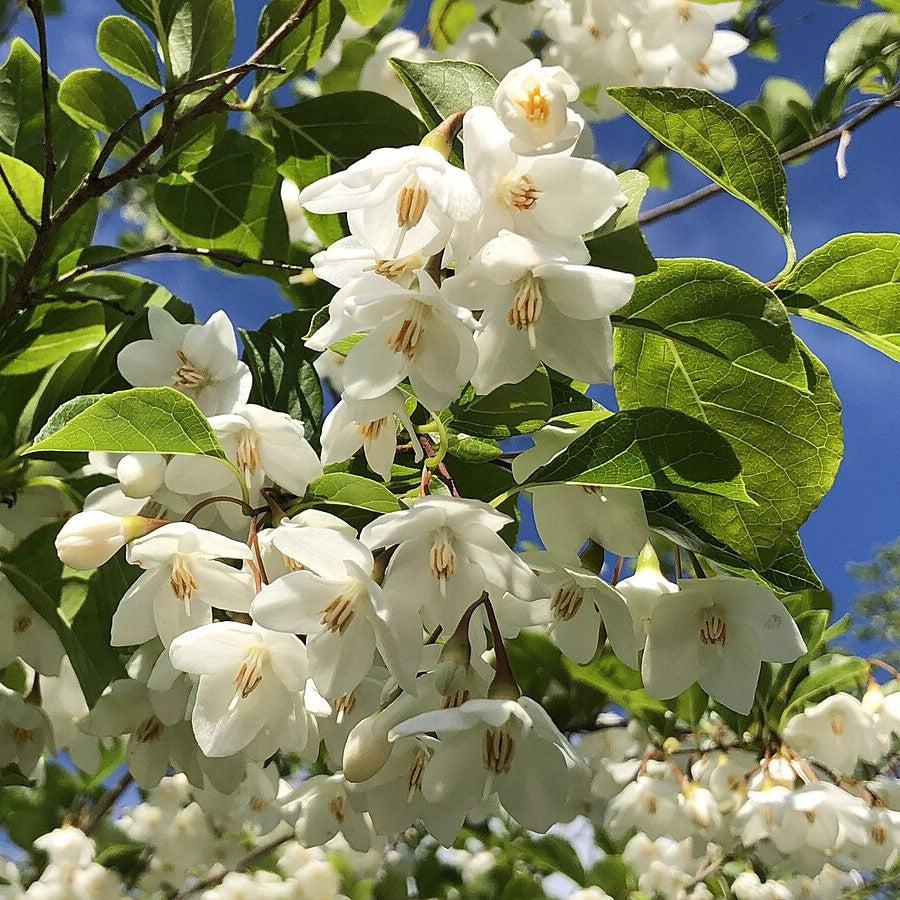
[551,580,584,622]
[328,794,346,823]
[232,643,269,704]
[644,793,658,815]
[407,747,431,801]
[249,797,267,814]
[320,580,367,634]
[334,692,357,724]
[373,253,424,280]
[357,417,389,442]
[581,485,605,496]
[396,175,429,228]
[516,84,551,123]
[699,610,727,646]
[588,23,603,39]
[676,0,693,22]
[508,272,543,350]
[830,716,844,736]
[281,553,305,572]
[503,174,542,211]
[13,611,31,634]
[135,716,164,743]
[386,301,430,359]
[693,60,711,76]
[170,554,197,606]
[11,726,35,747]
[237,430,260,476]
[442,688,470,709]
[483,726,516,775]
[172,350,211,390]
[872,824,887,845]
[429,527,456,596]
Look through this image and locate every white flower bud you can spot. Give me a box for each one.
[55,511,163,570]
[116,453,166,499]
[342,714,393,783]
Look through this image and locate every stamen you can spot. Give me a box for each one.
[872,824,887,845]
[237,430,260,476]
[581,485,605,496]
[328,794,346,823]
[830,716,844,736]
[699,613,727,646]
[551,581,584,621]
[429,527,456,598]
[172,350,211,389]
[505,174,542,211]
[11,726,35,747]
[358,418,389,442]
[407,747,430,801]
[442,689,470,709]
[516,84,551,123]
[249,797,267,814]
[134,716,164,743]
[334,692,357,724]
[483,727,516,775]
[386,301,430,359]
[13,611,31,634]
[396,176,430,228]
[170,555,198,607]
[320,581,366,634]
[676,0,693,21]
[693,60,711,76]
[373,253,424,280]
[231,643,269,708]
[281,553,305,572]
[507,272,543,349]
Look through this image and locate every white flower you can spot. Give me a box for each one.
[637,0,742,63]
[523,550,638,666]
[257,509,356,581]
[642,576,805,714]
[784,864,864,899]
[310,235,426,289]
[292,772,372,851]
[783,692,882,774]
[307,271,477,412]
[111,522,255,648]
[169,622,311,758]
[0,481,76,550]
[734,785,796,851]
[449,22,532,82]
[299,144,479,260]
[88,451,168,499]
[164,403,323,500]
[731,871,792,900]
[778,782,869,854]
[193,762,286,836]
[251,529,422,698]
[606,774,687,841]
[360,28,431,114]
[846,804,900,870]
[0,572,64,675]
[861,680,900,750]
[389,696,581,833]
[0,683,52,775]
[615,545,678,653]
[40,656,102,773]
[361,495,536,633]
[459,106,626,258]
[321,389,421,481]
[512,424,650,557]
[494,60,583,155]
[55,510,137,570]
[443,230,633,393]
[667,31,748,92]
[117,307,251,416]
[281,177,320,246]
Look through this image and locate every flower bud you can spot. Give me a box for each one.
[116,454,166,499]
[343,714,393,783]
[55,511,165,570]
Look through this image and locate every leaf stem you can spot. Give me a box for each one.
[81,770,133,836]
[0,159,38,229]
[27,0,55,225]
[182,494,257,523]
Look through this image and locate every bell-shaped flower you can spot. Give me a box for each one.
[311,235,427,290]
[447,21,533,81]
[168,622,311,758]
[164,403,323,501]
[861,680,900,751]
[605,772,689,842]
[299,143,479,260]
[111,522,255,649]
[521,550,638,667]
[778,783,869,854]
[637,0,741,62]
[0,683,52,775]
[458,106,625,259]
[308,271,477,412]
[321,390,422,482]
[615,543,678,653]
[782,693,882,775]
[359,28,433,115]
[40,656,102,773]
[319,669,387,770]
[291,772,372,851]
[0,572,64,675]
[193,762,287,837]
[493,60,582,155]
[513,424,650,557]
[642,576,806,714]
[117,307,251,416]
[846,804,900,871]
[360,496,536,634]
[443,230,633,393]
[667,31,748,92]
[389,695,582,833]
[256,509,356,581]
[251,529,422,699]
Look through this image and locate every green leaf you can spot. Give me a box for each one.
[607,86,790,236]
[824,13,900,86]
[0,302,105,376]
[390,58,498,129]
[428,0,477,51]
[301,472,402,527]
[341,0,391,28]
[116,0,179,34]
[257,0,345,94]
[168,0,236,80]
[449,368,552,439]
[0,152,40,263]
[586,169,656,276]
[155,131,289,259]
[26,387,227,458]
[524,408,752,503]
[269,91,425,171]
[778,233,900,361]
[96,15,161,87]
[57,69,143,151]
[780,654,869,726]
[615,261,843,567]
[446,433,502,462]
[318,37,375,93]
[750,78,816,153]
[0,764,32,787]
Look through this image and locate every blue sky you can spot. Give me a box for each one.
[11,1,899,639]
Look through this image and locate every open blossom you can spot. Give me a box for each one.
[320,390,422,482]
[256,509,356,581]
[360,28,432,114]
[292,772,372,851]
[169,622,311,758]
[251,528,422,698]
[642,577,806,714]
[0,572,64,675]
[667,30,748,92]
[493,60,583,155]
[0,683,52,775]
[637,0,742,62]
[111,522,255,648]
[116,307,251,416]
[443,229,633,393]
[615,544,678,653]
[40,656,102,773]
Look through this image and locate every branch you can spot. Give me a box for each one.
[0,159,38,229]
[81,770,133,836]
[174,832,293,898]
[638,83,900,227]
[27,0,55,225]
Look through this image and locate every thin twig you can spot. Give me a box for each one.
[419,434,460,498]
[0,159,38,229]
[82,770,133,836]
[639,84,900,227]
[27,0,55,225]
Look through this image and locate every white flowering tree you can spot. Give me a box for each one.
[0,1,897,897]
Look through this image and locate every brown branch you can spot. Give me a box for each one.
[0,159,38,229]
[419,434,460,498]
[639,83,900,227]
[81,770,133,836]
[27,0,55,225]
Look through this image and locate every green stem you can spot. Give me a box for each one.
[417,415,448,470]
[772,233,797,282]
